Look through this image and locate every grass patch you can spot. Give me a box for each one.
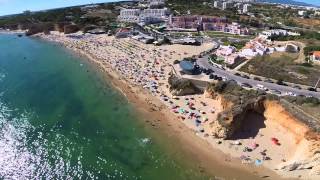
[240,52,320,86]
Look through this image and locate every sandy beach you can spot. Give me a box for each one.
[34,31,318,179]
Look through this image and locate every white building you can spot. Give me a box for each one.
[213,1,220,8]
[216,45,237,56]
[118,9,141,23]
[243,4,250,13]
[222,2,228,10]
[118,1,169,24]
[298,10,306,16]
[142,8,168,17]
[259,29,300,39]
[148,0,165,8]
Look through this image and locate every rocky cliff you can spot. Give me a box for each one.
[168,74,201,96]
[205,81,320,177]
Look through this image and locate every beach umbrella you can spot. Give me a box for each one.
[255,159,263,166]
[251,142,258,149]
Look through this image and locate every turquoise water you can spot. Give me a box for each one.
[0,34,212,179]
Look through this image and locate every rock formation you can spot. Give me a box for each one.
[64,24,79,34]
[205,81,320,177]
[168,74,201,96]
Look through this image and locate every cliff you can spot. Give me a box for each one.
[168,74,201,96]
[205,81,320,177]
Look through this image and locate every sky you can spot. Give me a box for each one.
[0,0,319,16]
[300,0,320,6]
[0,0,120,16]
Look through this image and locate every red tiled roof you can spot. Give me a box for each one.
[313,51,320,57]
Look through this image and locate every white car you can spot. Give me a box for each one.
[285,92,297,96]
[257,84,268,91]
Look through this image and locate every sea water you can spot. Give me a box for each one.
[0,34,211,180]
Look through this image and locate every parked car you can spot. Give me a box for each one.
[242,75,250,79]
[264,79,274,83]
[308,87,317,92]
[276,80,288,86]
[257,84,268,91]
[235,73,241,76]
[241,83,252,88]
[271,89,281,95]
[285,92,297,96]
[253,77,262,81]
[293,85,302,90]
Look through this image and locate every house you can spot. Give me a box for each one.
[216,45,236,56]
[298,10,306,16]
[310,51,320,61]
[115,28,131,38]
[225,54,241,65]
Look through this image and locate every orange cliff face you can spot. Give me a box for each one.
[263,100,310,144]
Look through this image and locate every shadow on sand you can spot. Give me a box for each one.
[230,110,266,140]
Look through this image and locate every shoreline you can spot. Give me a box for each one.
[70,42,280,180]
[33,32,298,179]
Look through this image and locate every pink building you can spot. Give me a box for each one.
[168,15,250,35]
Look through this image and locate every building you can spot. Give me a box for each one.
[298,10,306,16]
[213,1,219,8]
[222,2,228,10]
[131,33,155,44]
[310,51,320,61]
[168,16,249,35]
[168,15,202,30]
[171,37,201,45]
[225,54,241,65]
[259,29,300,40]
[179,60,195,75]
[118,0,169,25]
[216,45,237,56]
[243,4,250,13]
[115,28,132,38]
[118,9,141,23]
[148,0,165,8]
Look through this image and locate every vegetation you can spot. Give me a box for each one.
[303,46,320,56]
[240,52,320,86]
[222,39,247,50]
[0,2,121,31]
[269,31,320,42]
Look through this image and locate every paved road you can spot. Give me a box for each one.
[197,56,320,99]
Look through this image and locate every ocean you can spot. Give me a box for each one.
[0,34,211,180]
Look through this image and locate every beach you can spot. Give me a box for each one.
[35,31,316,179]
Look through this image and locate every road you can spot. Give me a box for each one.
[197,56,320,99]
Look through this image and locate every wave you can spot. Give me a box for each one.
[0,101,88,179]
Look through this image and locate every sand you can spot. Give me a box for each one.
[34,31,315,179]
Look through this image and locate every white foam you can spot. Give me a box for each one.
[0,101,87,179]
